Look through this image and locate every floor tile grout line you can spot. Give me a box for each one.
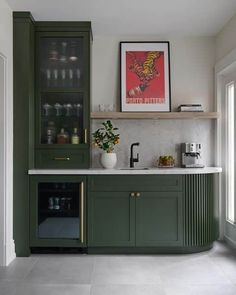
[22,256,40,281]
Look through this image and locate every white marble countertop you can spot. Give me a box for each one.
[28,167,222,175]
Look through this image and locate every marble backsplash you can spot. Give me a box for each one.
[91,119,215,168]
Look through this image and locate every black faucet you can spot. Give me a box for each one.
[130,142,140,168]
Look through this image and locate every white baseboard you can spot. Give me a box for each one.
[0,239,15,266]
[6,239,16,265]
[224,235,236,250]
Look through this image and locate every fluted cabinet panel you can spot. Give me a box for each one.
[184,174,215,247]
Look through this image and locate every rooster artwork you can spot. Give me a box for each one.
[126,50,165,104]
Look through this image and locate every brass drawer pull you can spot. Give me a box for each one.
[130,192,135,197]
[53,157,70,161]
[136,192,141,197]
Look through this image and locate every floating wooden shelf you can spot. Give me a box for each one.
[91,112,220,120]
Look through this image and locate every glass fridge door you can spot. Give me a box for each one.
[37,181,84,241]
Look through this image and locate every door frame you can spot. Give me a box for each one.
[215,48,236,247]
[0,52,15,265]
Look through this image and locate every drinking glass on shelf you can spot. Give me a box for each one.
[42,103,52,116]
[69,41,78,62]
[107,104,115,112]
[69,69,74,87]
[98,104,115,112]
[46,69,51,87]
[74,103,82,117]
[98,104,105,112]
[76,68,81,85]
[64,103,73,116]
[61,69,66,86]
[53,69,58,87]
[60,42,68,63]
[54,103,63,116]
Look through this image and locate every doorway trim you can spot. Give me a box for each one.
[215,47,236,247]
[0,52,15,266]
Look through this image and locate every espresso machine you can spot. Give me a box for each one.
[181,143,204,168]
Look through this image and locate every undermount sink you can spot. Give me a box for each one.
[119,167,150,170]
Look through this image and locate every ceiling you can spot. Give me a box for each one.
[6,0,236,36]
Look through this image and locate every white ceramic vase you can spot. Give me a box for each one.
[100,152,117,169]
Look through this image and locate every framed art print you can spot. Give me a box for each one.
[120,41,171,112]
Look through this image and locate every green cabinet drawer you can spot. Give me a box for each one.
[89,175,182,192]
[35,148,89,169]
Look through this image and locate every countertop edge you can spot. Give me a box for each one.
[28,167,222,175]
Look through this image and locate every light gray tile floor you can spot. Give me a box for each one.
[0,241,236,295]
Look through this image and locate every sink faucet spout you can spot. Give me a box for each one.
[130,142,140,168]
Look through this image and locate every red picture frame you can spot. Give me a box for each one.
[120,42,171,112]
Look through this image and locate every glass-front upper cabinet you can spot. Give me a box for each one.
[34,24,91,169]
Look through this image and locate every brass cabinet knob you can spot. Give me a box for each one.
[136,192,141,197]
[130,192,135,197]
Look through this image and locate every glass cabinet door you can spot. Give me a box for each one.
[37,180,84,241]
[39,37,84,89]
[40,92,86,145]
[35,32,90,168]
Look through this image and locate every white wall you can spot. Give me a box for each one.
[0,0,15,266]
[91,35,216,168]
[216,13,236,61]
[215,13,236,246]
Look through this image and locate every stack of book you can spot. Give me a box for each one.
[178,104,203,112]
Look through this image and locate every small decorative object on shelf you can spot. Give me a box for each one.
[178,104,203,112]
[120,41,171,112]
[158,155,175,168]
[93,120,120,169]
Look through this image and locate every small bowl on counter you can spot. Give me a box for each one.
[157,155,175,168]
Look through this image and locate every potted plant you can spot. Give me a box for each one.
[92,120,120,169]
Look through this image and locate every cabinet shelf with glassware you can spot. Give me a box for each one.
[35,27,91,169]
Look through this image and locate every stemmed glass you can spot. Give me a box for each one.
[54,103,63,116]
[43,103,52,116]
[74,103,82,117]
[64,103,73,116]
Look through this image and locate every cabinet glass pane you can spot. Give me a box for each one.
[38,182,81,239]
[41,93,84,144]
[39,37,84,89]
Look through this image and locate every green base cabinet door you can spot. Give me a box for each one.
[135,192,183,246]
[88,192,135,246]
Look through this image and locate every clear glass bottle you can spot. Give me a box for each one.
[71,128,80,144]
[46,121,56,144]
[57,128,69,144]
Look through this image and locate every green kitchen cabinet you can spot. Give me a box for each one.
[30,175,87,247]
[135,192,183,246]
[34,24,92,169]
[88,191,135,246]
[88,175,183,248]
